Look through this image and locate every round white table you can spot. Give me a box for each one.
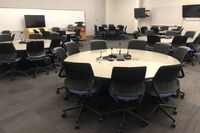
[64,49,180,79]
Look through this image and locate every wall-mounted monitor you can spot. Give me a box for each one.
[182,5,200,18]
[24,15,46,28]
[134,8,146,18]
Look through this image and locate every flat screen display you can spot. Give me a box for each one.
[182,5,200,18]
[24,15,46,28]
[134,8,145,18]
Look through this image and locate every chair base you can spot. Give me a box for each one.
[62,101,103,129]
[146,103,177,128]
[105,107,149,133]
[27,66,49,78]
[0,69,27,81]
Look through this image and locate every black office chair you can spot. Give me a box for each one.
[128,39,147,50]
[107,66,148,133]
[160,26,169,31]
[140,26,148,35]
[145,30,155,36]
[102,24,107,28]
[61,62,103,129]
[98,26,106,39]
[52,27,60,32]
[153,42,171,55]
[171,36,188,48]
[94,25,101,39]
[54,47,69,97]
[108,25,117,39]
[2,30,11,34]
[146,64,182,128]
[65,42,80,56]
[26,41,49,78]
[146,35,161,50]
[0,34,12,42]
[49,32,60,39]
[0,43,26,80]
[172,46,189,98]
[184,31,196,38]
[150,26,159,35]
[90,40,107,50]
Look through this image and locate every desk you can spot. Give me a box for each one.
[64,49,180,79]
[0,40,51,51]
[138,36,194,44]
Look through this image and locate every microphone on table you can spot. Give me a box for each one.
[119,42,121,55]
[111,47,113,55]
[127,48,129,55]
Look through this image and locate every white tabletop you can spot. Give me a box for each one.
[138,36,194,44]
[0,40,51,51]
[64,49,180,79]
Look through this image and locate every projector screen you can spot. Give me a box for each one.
[0,8,85,31]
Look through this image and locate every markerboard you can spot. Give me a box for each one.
[0,8,85,31]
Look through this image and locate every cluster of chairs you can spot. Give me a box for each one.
[0,34,81,80]
[54,39,189,132]
[94,24,127,40]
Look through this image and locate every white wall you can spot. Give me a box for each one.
[106,0,140,33]
[0,0,106,35]
[140,0,200,35]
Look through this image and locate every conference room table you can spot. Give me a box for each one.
[1,39,51,51]
[138,36,194,44]
[64,49,180,79]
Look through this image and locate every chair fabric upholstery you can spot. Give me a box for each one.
[128,39,147,50]
[153,42,171,55]
[90,40,107,50]
[65,42,80,56]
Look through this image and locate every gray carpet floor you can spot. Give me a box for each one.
[0,35,200,133]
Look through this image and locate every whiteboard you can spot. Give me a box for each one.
[0,8,85,31]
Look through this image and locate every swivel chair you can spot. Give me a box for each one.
[153,42,171,55]
[146,64,182,128]
[61,62,103,129]
[26,41,49,78]
[0,43,26,80]
[90,40,107,50]
[65,42,80,56]
[146,35,161,50]
[128,39,147,50]
[184,31,196,38]
[107,66,148,133]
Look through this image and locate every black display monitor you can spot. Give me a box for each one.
[182,5,200,18]
[134,8,146,18]
[24,15,46,28]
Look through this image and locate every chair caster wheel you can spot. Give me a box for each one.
[140,121,149,128]
[11,78,15,81]
[117,128,122,133]
[55,69,58,73]
[171,122,176,128]
[24,73,28,77]
[56,89,60,94]
[172,109,177,115]
[74,122,80,129]
[180,94,184,99]
[61,112,67,118]
[98,117,104,122]
[46,72,49,75]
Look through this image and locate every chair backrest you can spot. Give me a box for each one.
[184,31,196,38]
[65,42,80,56]
[150,26,159,34]
[0,43,17,60]
[111,66,146,97]
[0,34,12,42]
[50,32,60,39]
[166,31,178,37]
[29,33,42,39]
[50,38,61,50]
[52,27,60,32]
[99,26,105,32]
[153,64,182,93]
[128,39,147,50]
[145,30,155,36]
[171,36,188,47]
[90,40,107,50]
[11,34,15,41]
[54,47,67,62]
[140,26,148,34]
[26,41,45,58]
[94,25,98,31]
[63,62,94,90]
[153,42,171,55]
[102,24,107,28]
[172,46,189,63]
[2,30,11,34]
[147,35,161,47]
